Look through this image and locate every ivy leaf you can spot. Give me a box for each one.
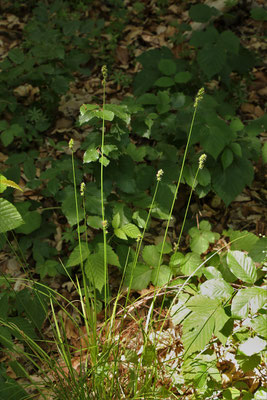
[200,278,234,300]
[227,250,257,284]
[231,287,266,319]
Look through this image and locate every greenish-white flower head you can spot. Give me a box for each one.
[156,169,164,182]
[199,154,207,169]
[80,182,85,196]
[68,138,74,150]
[194,87,205,108]
[101,65,108,80]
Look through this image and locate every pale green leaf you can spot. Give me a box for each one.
[231,287,266,319]
[124,263,152,290]
[0,198,24,233]
[83,146,99,163]
[227,250,257,283]
[85,254,106,292]
[239,336,266,356]
[200,278,234,300]
[250,315,267,339]
[114,228,128,240]
[122,223,141,238]
[112,212,121,229]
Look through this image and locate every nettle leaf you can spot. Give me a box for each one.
[124,263,152,290]
[182,295,227,358]
[158,59,176,76]
[142,245,160,267]
[197,44,226,79]
[83,146,99,163]
[227,250,257,284]
[122,223,141,239]
[231,287,266,319]
[66,242,90,267]
[0,198,24,233]
[200,278,234,300]
[151,265,172,286]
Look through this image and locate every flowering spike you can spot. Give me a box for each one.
[68,138,74,150]
[101,65,108,80]
[199,154,207,169]
[80,182,85,196]
[194,87,205,108]
[156,169,164,182]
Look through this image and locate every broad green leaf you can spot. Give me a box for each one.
[169,252,184,266]
[15,210,41,234]
[197,44,226,79]
[142,245,160,267]
[262,142,267,164]
[231,287,266,319]
[203,266,223,280]
[227,250,257,284]
[112,212,120,229]
[189,4,219,22]
[85,253,106,292]
[239,336,266,356]
[4,209,23,236]
[114,228,128,240]
[217,31,240,55]
[151,265,172,286]
[124,263,152,290]
[250,315,267,338]
[197,167,211,186]
[122,223,141,239]
[224,229,259,252]
[174,71,192,83]
[230,142,242,157]
[87,215,102,229]
[182,295,225,357]
[105,104,130,124]
[170,293,191,326]
[80,104,98,115]
[254,388,267,400]
[251,7,267,21]
[180,252,203,277]
[249,237,267,263]
[99,155,109,166]
[230,118,244,132]
[158,59,176,75]
[96,243,120,267]
[200,278,234,300]
[66,242,90,267]
[221,148,233,170]
[83,146,99,163]
[154,77,175,88]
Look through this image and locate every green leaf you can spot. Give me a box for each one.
[180,252,203,277]
[0,198,24,233]
[8,48,25,64]
[197,44,226,78]
[174,71,192,83]
[200,278,234,300]
[224,229,259,252]
[83,146,99,163]
[250,315,267,338]
[182,295,225,357]
[154,77,175,88]
[112,212,121,229]
[230,142,242,157]
[203,266,223,280]
[122,223,141,239]
[239,336,266,356]
[189,222,219,254]
[114,228,128,240]
[99,155,109,166]
[249,237,267,263]
[124,263,152,290]
[231,287,266,319]
[85,253,105,292]
[230,118,244,132]
[158,59,176,75]
[197,167,211,186]
[262,142,267,164]
[0,175,22,193]
[189,4,219,22]
[105,104,130,124]
[23,159,36,180]
[217,31,240,54]
[142,245,160,267]
[66,242,90,267]
[87,215,102,229]
[151,265,172,286]
[251,7,267,21]
[96,243,120,267]
[221,148,233,170]
[227,250,257,284]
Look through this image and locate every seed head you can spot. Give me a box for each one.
[68,138,74,150]
[80,182,85,196]
[101,65,108,80]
